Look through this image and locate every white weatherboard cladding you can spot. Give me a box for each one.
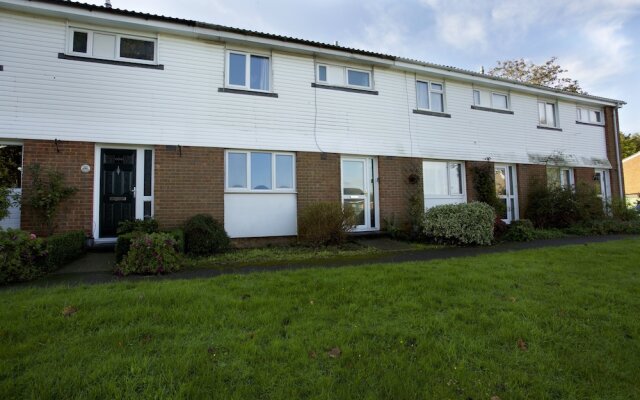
[0,11,609,168]
[224,193,297,238]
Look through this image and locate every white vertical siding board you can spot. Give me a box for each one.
[0,10,609,167]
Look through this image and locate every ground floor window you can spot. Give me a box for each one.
[423,160,466,209]
[547,166,574,189]
[226,150,295,191]
[0,144,23,230]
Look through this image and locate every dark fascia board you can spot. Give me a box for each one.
[58,53,164,69]
[29,1,626,106]
[537,125,563,132]
[575,120,605,127]
[413,109,451,118]
[0,65,3,71]
[311,83,378,95]
[470,105,514,115]
[218,87,278,97]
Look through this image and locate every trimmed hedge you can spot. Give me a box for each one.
[422,202,495,246]
[184,214,230,256]
[115,233,182,276]
[45,230,85,271]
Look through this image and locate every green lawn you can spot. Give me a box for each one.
[1,239,639,399]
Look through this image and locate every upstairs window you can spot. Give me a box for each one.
[417,81,445,112]
[315,63,373,90]
[68,28,157,63]
[491,92,509,109]
[227,51,271,91]
[473,90,481,105]
[538,101,557,127]
[577,107,603,125]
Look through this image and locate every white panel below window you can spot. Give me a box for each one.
[0,188,21,230]
[224,193,297,238]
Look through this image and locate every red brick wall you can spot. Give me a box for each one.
[21,139,94,236]
[603,106,623,198]
[296,151,341,213]
[517,164,546,218]
[154,145,224,229]
[378,156,423,231]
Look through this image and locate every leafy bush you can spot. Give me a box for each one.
[115,233,182,276]
[117,218,159,235]
[422,202,495,246]
[610,199,639,222]
[184,214,230,256]
[116,228,184,263]
[503,219,536,242]
[0,230,47,284]
[298,202,356,247]
[564,219,640,236]
[493,217,509,239]
[44,231,85,271]
[526,183,603,228]
[23,164,77,235]
[0,185,10,221]
[471,163,506,216]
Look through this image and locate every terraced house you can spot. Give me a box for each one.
[0,0,626,243]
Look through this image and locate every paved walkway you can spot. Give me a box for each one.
[5,234,637,289]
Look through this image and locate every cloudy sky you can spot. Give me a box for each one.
[90,0,640,132]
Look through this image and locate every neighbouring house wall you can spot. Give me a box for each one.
[378,156,423,231]
[154,145,224,229]
[603,106,624,198]
[0,10,611,168]
[623,154,640,196]
[21,139,94,236]
[517,164,547,218]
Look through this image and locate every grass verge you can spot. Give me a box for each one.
[1,239,639,399]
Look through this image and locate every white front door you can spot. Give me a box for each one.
[594,169,612,211]
[495,164,519,223]
[341,157,379,231]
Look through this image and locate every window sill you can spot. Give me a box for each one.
[311,83,378,95]
[413,109,451,118]
[471,105,514,115]
[537,125,563,132]
[576,120,604,127]
[58,53,164,69]
[218,88,279,98]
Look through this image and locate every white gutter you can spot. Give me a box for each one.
[613,106,624,197]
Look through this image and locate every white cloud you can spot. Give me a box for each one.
[437,14,487,50]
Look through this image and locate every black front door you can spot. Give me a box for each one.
[100,149,136,237]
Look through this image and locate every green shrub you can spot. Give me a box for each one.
[184,214,230,256]
[0,230,47,284]
[116,229,184,263]
[44,230,85,271]
[471,163,506,216]
[503,219,536,242]
[0,185,10,221]
[117,218,159,235]
[564,219,640,236]
[526,183,603,228]
[422,202,495,246]
[493,217,509,239]
[115,233,182,276]
[298,202,356,247]
[610,199,639,222]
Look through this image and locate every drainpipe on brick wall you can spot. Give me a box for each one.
[613,105,624,197]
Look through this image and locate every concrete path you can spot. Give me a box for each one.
[4,234,637,289]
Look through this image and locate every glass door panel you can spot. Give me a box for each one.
[495,164,518,223]
[341,157,378,231]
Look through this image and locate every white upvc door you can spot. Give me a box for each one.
[594,169,612,211]
[341,156,379,232]
[495,164,519,223]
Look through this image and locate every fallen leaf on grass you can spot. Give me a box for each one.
[62,306,77,317]
[327,347,341,358]
[491,396,502,400]
[517,338,528,351]
[509,297,517,303]
[308,351,317,359]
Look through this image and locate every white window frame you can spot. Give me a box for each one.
[576,106,604,125]
[225,50,272,92]
[473,89,481,106]
[66,27,158,65]
[225,150,296,193]
[345,67,372,89]
[538,100,559,127]
[547,166,575,189]
[423,160,466,199]
[416,80,445,112]
[491,92,510,110]
[317,64,328,82]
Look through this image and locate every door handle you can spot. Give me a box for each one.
[131,186,136,198]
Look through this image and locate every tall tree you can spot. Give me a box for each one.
[620,132,640,159]
[487,57,584,94]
